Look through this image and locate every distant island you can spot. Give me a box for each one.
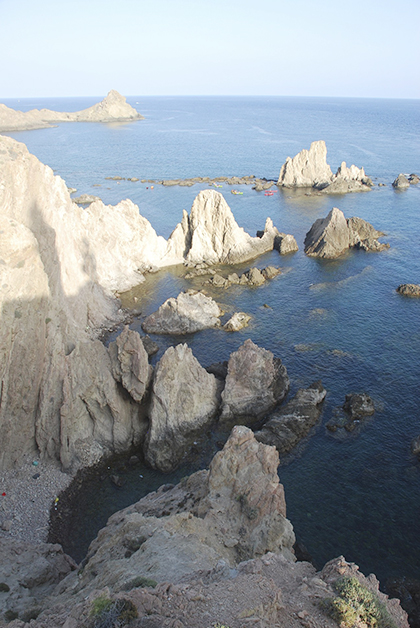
[0,89,144,132]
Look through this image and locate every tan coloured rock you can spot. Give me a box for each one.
[392,173,410,188]
[220,339,290,427]
[108,325,153,403]
[142,291,222,335]
[275,233,299,254]
[0,90,144,132]
[396,283,420,297]
[144,344,221,472]
[223,311,252,331]
[278,140,333,188]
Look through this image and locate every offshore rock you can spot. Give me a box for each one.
[274,232,299,254]
[108,326,153,403]
[169,189,281,265]
[278,141,372,193]
[255,381,326,455]
[219,339,290,428]
[397,283,420,297]
[223,311,252,331]
[49,427,295,602]
[144,344,221,472]
[304,207,389,258]
[0,90,144,132]
[343,392,375,419]
[392,173,410,188]
[411,436,420,457]
[141,291,222,335]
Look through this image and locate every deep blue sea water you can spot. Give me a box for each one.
[4,96,420,582]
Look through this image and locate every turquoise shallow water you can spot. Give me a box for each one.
[4,96,420,581]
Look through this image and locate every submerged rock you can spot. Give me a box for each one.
[255,381,326,455]
[144,344,221,472]
[219,339,290,428]
[142,291,222,335]
[326,392,375,434]
[397,283,420,297]
[304,207,389,258]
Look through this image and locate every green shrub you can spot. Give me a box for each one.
[121,575,157,591]
[90,597,138,628]
[322,576,397,628]
[4,610,18,622]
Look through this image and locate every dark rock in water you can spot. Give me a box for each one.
[254,381,326,455]
[326,392,375,434]
[110,474,125,488]
[411,435,420,457]
[141,334,159,356]
[397,283,420,297]
[386,577,420,628]
[219,339,290,428]
[409,173,420,184]
[392,174,410,189]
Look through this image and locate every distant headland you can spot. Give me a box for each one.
[0,89,144,132]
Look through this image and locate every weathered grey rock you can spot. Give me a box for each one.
[411,436,420,456]
[255,382,326,455]
[142,291,222,335]
[409,173,420,184]
[0,538,76,622]
[141,334,159,356]
[397,283,420,297]
[223,312,251,331]
[326,392,375,434]
[274,233,299,254]
[304,207,350,258]
[108,326,153,403]
[261,265,281,280]
[50,427,295,603]
[144,344,221,472]
[278,141,333,188]
[0,90,144,132]
[60,340,146,471]
[245,267,266,285]
[392,174,410,188]
[304,208,389,258]
[168,190,281,265]
[219,339,290,427]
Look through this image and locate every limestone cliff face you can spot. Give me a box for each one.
[0,90,144,132]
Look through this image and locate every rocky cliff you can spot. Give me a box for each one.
[0,90,144,132]
[0,135,286,471]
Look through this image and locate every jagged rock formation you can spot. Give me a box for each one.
[304,207,389,258]
[392,173,411,188]
[205,265,283,289]
[143,344,221,472]
[277,141,372,193]
[219,339,290,428]
[170,189,281,265]
[326,392,375,434]
[0,90,144,132]
[397,283,420,297]
[142,291,222,335]
[255,382,326,455]
[108,326,153,403]
[223,311,251,331]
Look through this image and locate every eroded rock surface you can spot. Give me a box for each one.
[108,326,153,403]
[142,291,222,335]
[397,283,420,297]
[220,339,290,427]
[392,173,411,188]
[255,381,326,455]
[278,141,372,193]
[304,207,389,258]
[144,344,221,471]
[223,312,252,331]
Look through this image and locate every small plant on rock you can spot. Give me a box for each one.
[90,596,138,628]
[322,576,397,628]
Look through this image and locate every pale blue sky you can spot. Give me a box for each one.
[1,0,419,99]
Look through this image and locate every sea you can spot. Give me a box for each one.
[3,95,420,583]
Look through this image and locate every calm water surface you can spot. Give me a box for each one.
[4,96,420,582]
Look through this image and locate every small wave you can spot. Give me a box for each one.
[310,266,372,291]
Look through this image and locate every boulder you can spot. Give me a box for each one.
[326,392,375,434]
[141,291,222,335]
[71,193,100,205]
[245,267,266,286]
[223,312,251,331]
[50,427,295,602]
[144,344,221,472]
[392,174,410,189]
[409,173,420,184]
[108,326,153,403]
[397,283,420,297]
[411,436,420,457]
[219,339,290,428]
[261,265,282,279]
[304,208,389,258]
[274,233,299,254]
[255,382,326,455]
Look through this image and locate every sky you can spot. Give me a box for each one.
[0,0,419,99]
